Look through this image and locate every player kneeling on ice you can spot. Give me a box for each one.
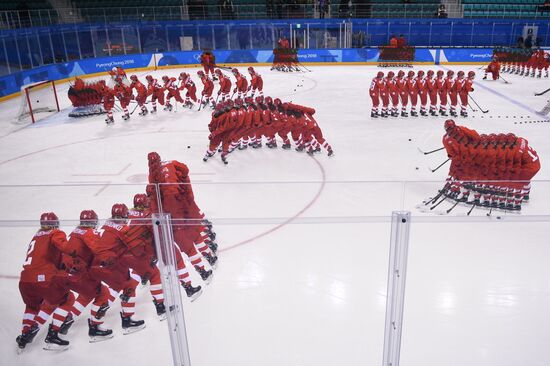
[483,56,501,81]
[16,213,77,352]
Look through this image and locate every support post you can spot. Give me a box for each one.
[152,213,192,366]
[382,211,411,366]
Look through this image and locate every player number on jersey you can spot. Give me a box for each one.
[23,240,36,266]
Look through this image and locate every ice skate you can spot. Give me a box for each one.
[460,111,468,117]
[122,113,130,121]
[16,324,39,353]
[138,108,148,116]
[120,313,145,335]
[59,314,74,335]
[182,282,202,302]
[88,319,114,343]
[221,154,228,165]
[401,111,408,117]
[420,109,428,116]
[410,110,418,117]
[43,325,69,351]
[203,252,218,269]
[207,240,218,254]
[153,300,167,321]
[105,116,114,124]
[282,142,291,149]
[195,266,213,284]
[370,111,378,118]
[151,107,157,114]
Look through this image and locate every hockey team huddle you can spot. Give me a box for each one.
[97,63,264,124]
[499,48,550,78]
[437,119,540,212]
[369,69,476,118]
[15,152,218,352]
[204,97,333,164]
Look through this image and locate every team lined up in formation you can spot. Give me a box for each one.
[500,49,550,78]
[204,97,333,164]
[439,119,540,211]
[97,66,264,124]
[16,153,218,352]
[370,70,476,118]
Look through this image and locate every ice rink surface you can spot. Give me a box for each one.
[0,65,550,366]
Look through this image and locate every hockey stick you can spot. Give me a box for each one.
[468,102,476,113]
[467,203,476,216]
[499,75,510,84]
[429,195,447,210]
[534,87,550,96]
[198,96,204,111]
[215,65,233,71]
[469,95,489,113]
[445,200,460,214]
[130,103,140,115]
[417,146,445,155]
[429,158,450,173]
[298,62,312,72]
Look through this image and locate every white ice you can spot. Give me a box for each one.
[0,65,549,366]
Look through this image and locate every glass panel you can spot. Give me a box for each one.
[38,33,54,65]
[17,35,32,70]
[0,38,8,76]
[63,31,80,61]
[77,30,95,59]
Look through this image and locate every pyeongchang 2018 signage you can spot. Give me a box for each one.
[442,49,493,62]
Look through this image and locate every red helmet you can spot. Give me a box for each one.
[146,75,153,82]
[376,71,384,78]
[80,210,98,227]
[447,70,454,77]
[40,212,59,228]
[115,77,122,84]
[457,71,465,78]
[148,151,161,165]
[387,71,395,78]
[274,98,282,106]
[225,99,234,108]
[468,71,476,79]
[111,203,129,219]
[264,96,273,105]
[417,70,425,77]
[479,134,489,143]
[437,70,444,77]
[248,66,255,74]
[488,133,498,143]
[505,133,517,144]
[444,119,456,131]
[133,193,149,209]
[162,75,169,81]
[235,98,244,106]
[407,71,415,77]
[215,69,222,75]
[130,75,138,81]
[232,68,239,75]
[197,70,205,77]
[255,96,264,104]
[427,70,434,77]
[397,70,405,77]
[244,96,253,104]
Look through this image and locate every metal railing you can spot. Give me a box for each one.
[1,4,548,29]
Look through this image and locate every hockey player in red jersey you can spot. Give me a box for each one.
[130,75,149,116]
[248,67,264,97]
[179,72,198,108]
[425,70,439,116]
[113,77,132,120]
[108,66,129,86]
[446,70,459,117]
[415,70,428,116]
[198,70,215,108]
[88,204,145,335]
[483,57,501,81]
[406,70,418,117]
[395,70,408,117]
[379,74,390,118]
[162,75,184,111]
[369,71,383,118]
[16,213,75,352]
[386,71,399,117]
[148,153,215,282]
[232,68,249,99]
[216,69,232,102]
[55,210,115,343]
[200,50,216,80]
[459,71,475,117]
[435,70,448,116]
[100,81,116,124]
[145,75,165,113]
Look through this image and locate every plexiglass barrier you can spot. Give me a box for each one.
[0,181,549,366]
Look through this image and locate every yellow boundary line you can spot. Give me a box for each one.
[0,61,488,103]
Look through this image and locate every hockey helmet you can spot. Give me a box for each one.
[417,70,425,77]
[467,71,476,79]
[376,71,384,78]
[444,119,456,131]
[457,71,465,78]
[505,133,517,144]
[407,70,415,77]
[231,68,239,75]
[397,70,405,77]
[179,72,188,80]
[264,96,273,105]
[148,151,161,165]
[274,98,282,106]
[235,98,244,107]
[248,66,255,74]
[111,203,129,219]
[488,133,498,143]
[133,194,149,209]
[387,71,395,78]
[197,70,205,77]
[427,70,435,77]
[80,210,98,228]
[437,70,444,77]
[130,75,138,81]
[447,70,454,77]
[215,69,222,75]
[40,212,59,228]
[255,96,264,104]
[162,75,169,81]
[146,75,153,81]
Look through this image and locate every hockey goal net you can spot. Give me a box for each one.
[16,80,60,123]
